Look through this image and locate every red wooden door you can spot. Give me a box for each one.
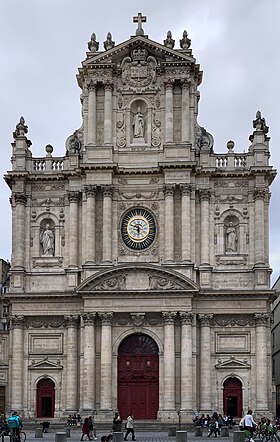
[37,378,55,418]
[118,334,159,419]
[223,377,242,418]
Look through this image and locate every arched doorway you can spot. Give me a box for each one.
[36,378,55,418]
[118,334,159,419]
[223,377,242,417]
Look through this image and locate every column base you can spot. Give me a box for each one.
[157,410,179,423]
[179,410,196,424]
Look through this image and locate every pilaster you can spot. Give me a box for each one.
[164,80,174,143]
[102,186,113,264]
[82,313,97,412]
[164,185,175,263]
[64,315,79,412]
[10,315,24,413]
[198,314,213,412]
[99,312,114,411]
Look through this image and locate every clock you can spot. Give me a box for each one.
[121,208,156,250]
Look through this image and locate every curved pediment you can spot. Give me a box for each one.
[76,264,199,293]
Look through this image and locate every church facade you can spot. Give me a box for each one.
[3,15,276,422]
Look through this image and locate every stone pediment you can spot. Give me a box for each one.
[76,264,199,293]
[215,357,251,369]
[29,358,62,370]
[82,35,195,67]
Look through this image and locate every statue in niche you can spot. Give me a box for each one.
[225,222,238,253]
[133,107,145,138]
[40,224,55,256]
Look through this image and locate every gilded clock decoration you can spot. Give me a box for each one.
[121,208,156,250]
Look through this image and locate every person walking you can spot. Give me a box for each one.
[88,416,97,440]
[244,410,257,442]
[81,417,92,441]
[112,412,122,432]
[124,414,135,441]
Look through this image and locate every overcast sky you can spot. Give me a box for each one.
[1,0,280,284]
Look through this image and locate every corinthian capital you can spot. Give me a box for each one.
[162,311,177,324]
[99,311,114,325]
[254,313,270,326]
[84,185,97,198]
[68,191,80,204]
[13,193,27,206]
[179,311,193,325]
[64,314,80,327]
[101,185,114,198]
[199,190,211,202]
[198,314,213,326]
[11,315,25,329]
[82,312,97,326]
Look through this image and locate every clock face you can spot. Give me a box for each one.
[121,208,156,250]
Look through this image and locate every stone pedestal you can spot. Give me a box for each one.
[233,431,245,442]
[55,433,67,442]
[194,427,203,436]
[221,427,229,437]
[113,432,123,442]
[35,428,43,438]
[168,427,177,437]
[176,430,187,442]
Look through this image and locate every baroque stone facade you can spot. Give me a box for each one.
[3,14,277,421]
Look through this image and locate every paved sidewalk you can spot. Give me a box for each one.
[22,429,235,442]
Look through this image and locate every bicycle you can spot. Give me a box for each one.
[9,428,26,442]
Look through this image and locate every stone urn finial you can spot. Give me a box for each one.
[45,144,53,156]
[227,140,235,152]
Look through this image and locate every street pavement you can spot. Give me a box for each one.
[21,428,236,442]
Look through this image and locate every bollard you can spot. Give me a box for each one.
[176,430,187,442]
[233,431,245,442]
[168,427,177,437]
[35,428,43,438]
[55,432,67,442]
[4,436,10,442]
[221,427,229,437]
[113,432,123,442]
[194,426,203,437]
[65,428,71,438]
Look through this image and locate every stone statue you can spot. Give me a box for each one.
[103,32,115,50]
[226,222,237,253]
[69,131,81,154]
[164,31,175,49]
[40,224,54,256]
[180,30,191,49]
[133,108,144,138]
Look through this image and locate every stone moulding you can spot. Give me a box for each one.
[32,256,63,268]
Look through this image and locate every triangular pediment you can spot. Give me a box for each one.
[29,358,62,370]
[76,264,199,293]
[215,357,251,369]
[82,36,196,67]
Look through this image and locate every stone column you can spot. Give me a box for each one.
[82,313,97,411]
[68,192,80,267]
[13,193,27,268]
[65,315,79,411]
[85,186,97,263]
[180,185,191,262]
[255,313,269,411]
[104,82,113,145]
[181,79,190,143]
[164,185,175,263]
[99,312,114,411]
[199,190,211,265]
[10,316,24,412]
[179,312,193,411]
[102,186,113,263]
[198,314,213,411]
[165,80,174,143]
[87,80,97,145]
[162,311,177,410]
[254,189,266,265]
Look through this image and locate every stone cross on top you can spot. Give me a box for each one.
[133,12,147,36]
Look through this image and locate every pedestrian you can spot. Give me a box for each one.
[207,415,218,438]
[124,414,135,441]
[112,412,123,432]
[89,416,97,440]
[243,410,256,442]
[81,417,92,441]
